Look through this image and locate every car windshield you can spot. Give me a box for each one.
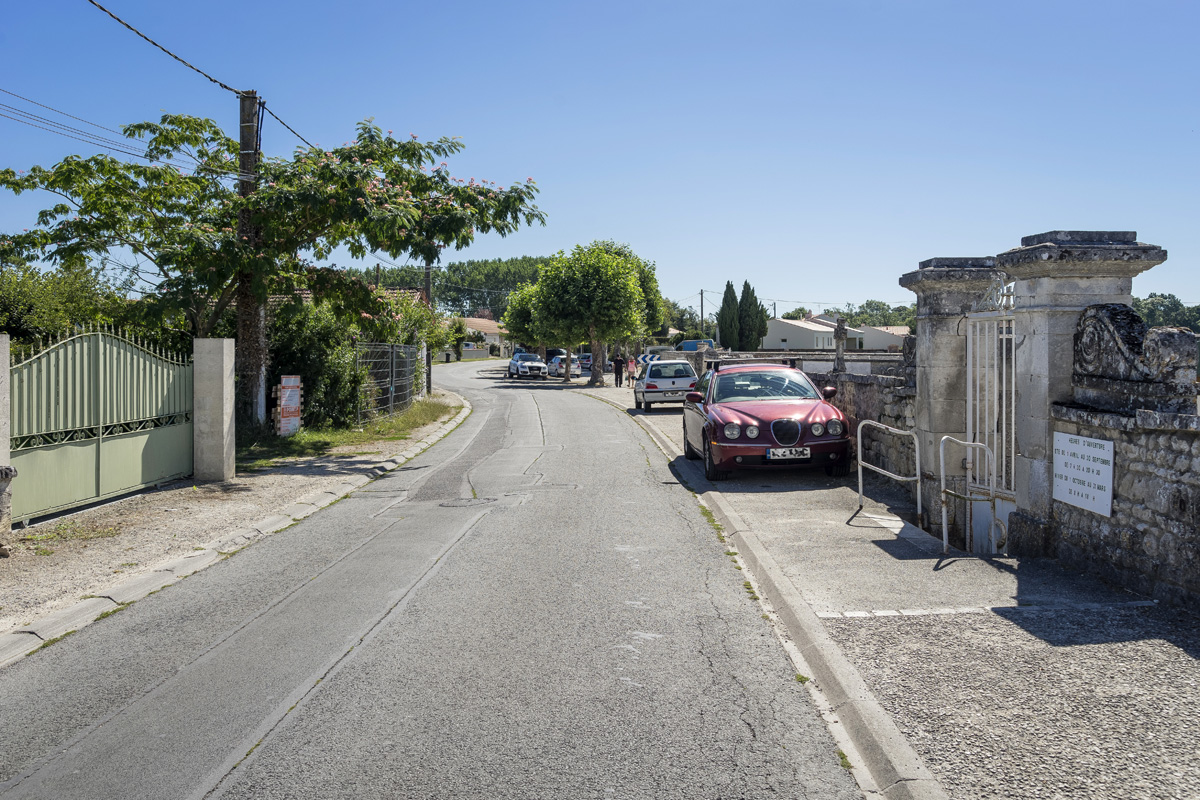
[648,363,695,380]
[516,354,540,362]
[712,370,819,403]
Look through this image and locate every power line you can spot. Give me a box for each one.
[86,0,242,96]
[262,103,314,149]
[0,88,124,136]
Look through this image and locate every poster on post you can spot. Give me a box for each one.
[276,375,302,437]
[1052,432,1113,517]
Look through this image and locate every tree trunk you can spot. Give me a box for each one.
[588,330,606,387]
[236,273,268,426]
[563,349,573,383]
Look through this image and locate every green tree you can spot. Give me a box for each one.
[533,242,646,386]
[448,317,469,360]
[1,115,545,425]
[1133,293,1200,331]
[0,259,122,342]
[268,304,366,429]
[781,306,810,320]
[717,281,740,350]
[737,281,768,351]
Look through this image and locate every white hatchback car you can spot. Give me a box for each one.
[634,359,697,412]
[547,355,581,378]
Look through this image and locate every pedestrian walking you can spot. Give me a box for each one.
[613,353,625,388]
[628,357,636,386]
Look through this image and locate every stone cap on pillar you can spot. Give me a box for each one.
[899,257,1006,317]
[996,231,1166,280]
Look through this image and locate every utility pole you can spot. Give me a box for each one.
[699,290,704,337]
[425,259,433,396]
[235,89,266,424]
[773,301,777,318]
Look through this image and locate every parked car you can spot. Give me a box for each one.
[633,359,697,412]
[508,352,548,379]
[576,352,593,372]
[547,355,581,378]
[545,348,567,360]
[682,362,851,480]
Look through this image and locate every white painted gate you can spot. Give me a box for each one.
[964,281,1016,553]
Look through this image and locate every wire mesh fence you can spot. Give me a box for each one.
[356,343,420,424]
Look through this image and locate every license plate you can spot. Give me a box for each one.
[768,447,810,460]
[664,391,682,397]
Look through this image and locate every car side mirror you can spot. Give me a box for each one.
[685,391,704,404]
[822,386,838,400]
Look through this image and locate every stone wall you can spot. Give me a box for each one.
[1044,304,1200,609]
[810,371,919,499]
[1050,405,1200,611]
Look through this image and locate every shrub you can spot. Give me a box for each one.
[268,304,367,428]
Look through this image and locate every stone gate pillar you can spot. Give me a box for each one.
[995,231,1166,553]
[899,258,1006,536]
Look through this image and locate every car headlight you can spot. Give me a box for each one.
[811,422,825,437]
[723,422,741,440]
[745,425,760,439]
[827,419,844,436]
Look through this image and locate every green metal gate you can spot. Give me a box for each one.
[10,329,193,522]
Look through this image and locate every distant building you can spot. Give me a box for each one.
[762,317,864,350]
[859,325,910,351]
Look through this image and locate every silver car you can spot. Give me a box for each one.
[634,359,697,411]
[547,356,581,378]
[508,352,548,378]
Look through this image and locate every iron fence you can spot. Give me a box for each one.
[356,343,420,423]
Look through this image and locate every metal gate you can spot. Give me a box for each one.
[356,343,419,423]
[964,281,1016,552]
[10,329,193,522]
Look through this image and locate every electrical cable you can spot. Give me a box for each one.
[262,103,315,149]
[85,0,243,96]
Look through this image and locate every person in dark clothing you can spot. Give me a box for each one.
[612,352,625,387]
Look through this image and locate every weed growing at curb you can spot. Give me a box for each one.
[699,505,726,542]
[837,749,853,770]
[95,602,132,622]
[35,629,76,651]
[795,673,810,684]
[743,580,759,601]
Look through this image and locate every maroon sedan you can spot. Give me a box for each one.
[682,363,852,481]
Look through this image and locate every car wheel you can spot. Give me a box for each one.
[683,420,699,460]
[703,439,727,481]
[634,394,643,410]
[825,459,852,478]
[644,402,653,413]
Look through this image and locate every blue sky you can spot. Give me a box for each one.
[3,0,1198,316]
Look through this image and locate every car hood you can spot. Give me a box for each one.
[712,399,841,425]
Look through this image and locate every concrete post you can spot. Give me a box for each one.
[193,338,236,482]
[0,334,12,549]
[899,258,1006,536]
[995,231,1166,553]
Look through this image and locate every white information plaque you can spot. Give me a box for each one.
[1052,432,1113,517]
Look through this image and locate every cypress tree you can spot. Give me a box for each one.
[717,281,740,350]
[738,281,768,351]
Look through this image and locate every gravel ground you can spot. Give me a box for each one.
[0,398,458,635]
[825,606,1200,800]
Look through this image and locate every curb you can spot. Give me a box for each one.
[0,393,473,670]
[582,389,949,800]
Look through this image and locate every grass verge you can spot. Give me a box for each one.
[237,398,458,472]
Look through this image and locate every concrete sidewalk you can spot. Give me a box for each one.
[577,380,1200,800]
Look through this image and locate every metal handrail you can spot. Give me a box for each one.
[938,436,1008,556]
[856,421,922,522]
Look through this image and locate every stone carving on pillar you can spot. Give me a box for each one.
[833,317,846,373]
[974,276,1012,312]
[1072,304,1198,414]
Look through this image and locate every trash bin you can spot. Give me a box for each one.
[444,351,452,363]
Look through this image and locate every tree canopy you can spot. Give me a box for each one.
[1,114,545,422]
[737,281,768,351]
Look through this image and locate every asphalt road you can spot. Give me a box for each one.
[0,360,860,800]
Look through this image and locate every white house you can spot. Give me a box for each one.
[762,317,864,350]
[859,325,910,351]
